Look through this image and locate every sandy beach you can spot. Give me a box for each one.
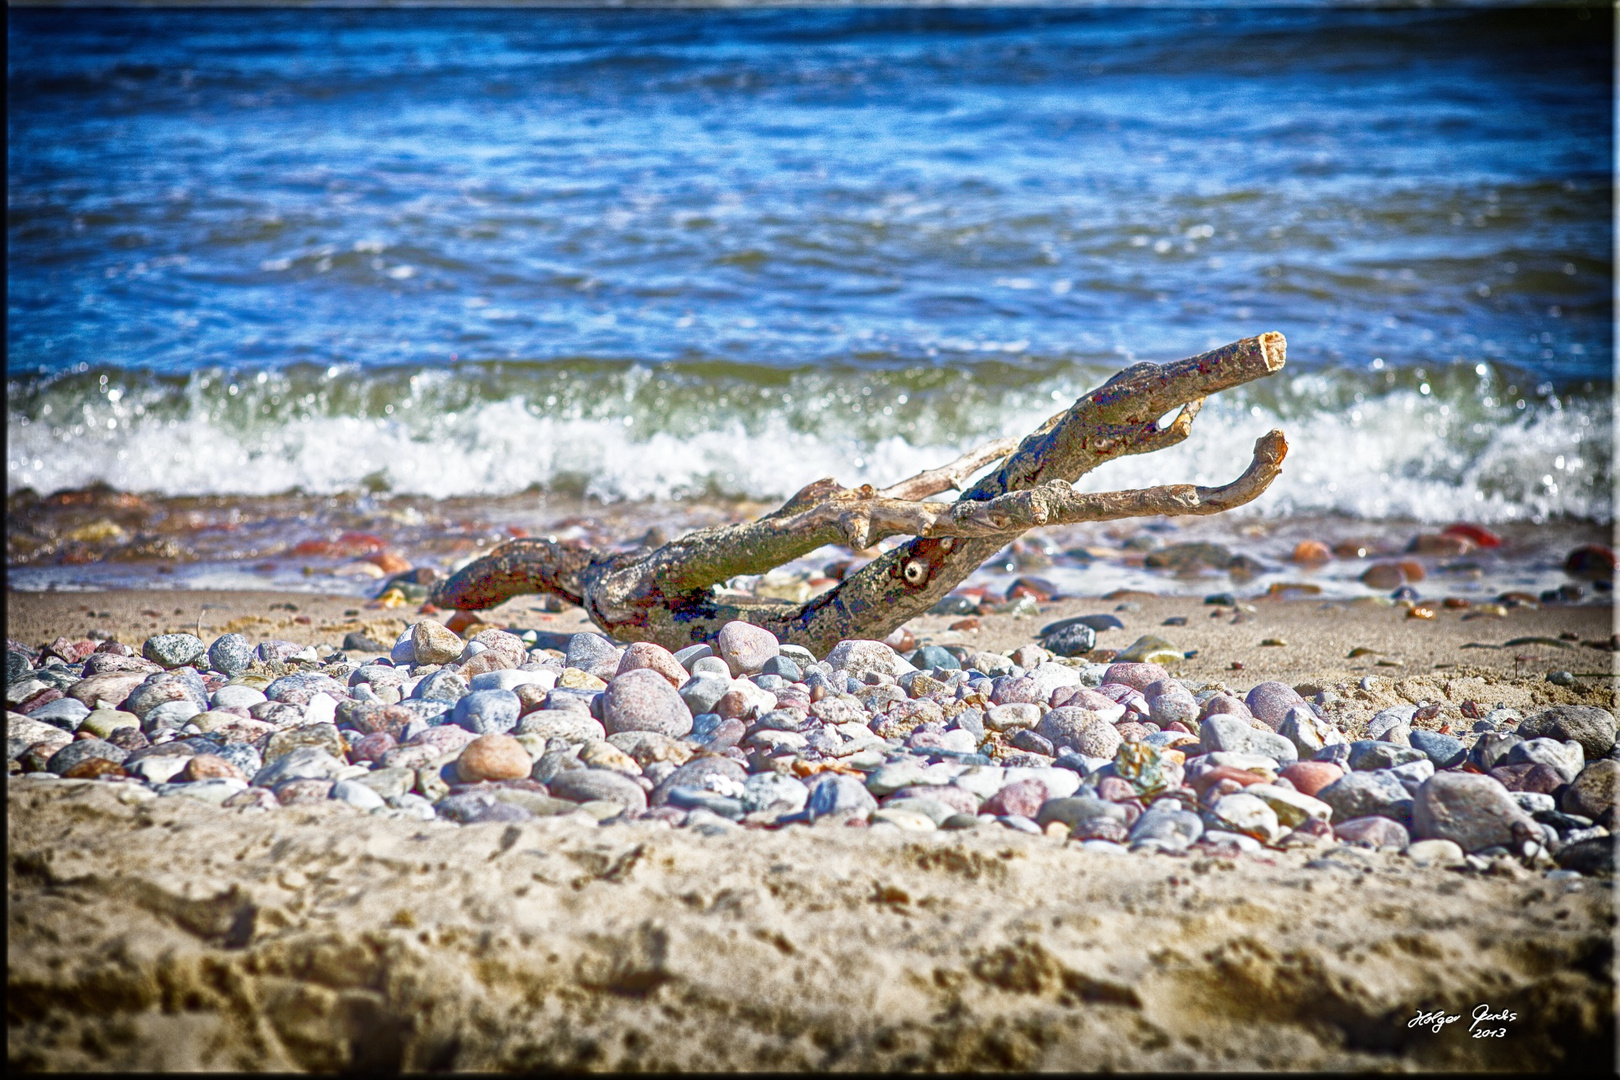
[7,586,1614,1071]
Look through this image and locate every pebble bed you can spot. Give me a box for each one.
[7,619,1615,879]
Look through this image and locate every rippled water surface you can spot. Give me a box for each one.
[6,6,1613,594]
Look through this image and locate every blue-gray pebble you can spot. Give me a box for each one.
[759,655,802,682]
[913,645,963,671]
[1409,729,1467,770]
[1347,740,1430,771]
[452,688,521,735]
[806,773,878,816]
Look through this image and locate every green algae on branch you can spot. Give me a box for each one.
[432,333,1289,655]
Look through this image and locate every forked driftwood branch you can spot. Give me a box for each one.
[432,333,1289,654]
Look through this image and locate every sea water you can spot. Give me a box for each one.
[6,7,1611,598]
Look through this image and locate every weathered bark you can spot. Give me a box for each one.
[432,332,1289,654]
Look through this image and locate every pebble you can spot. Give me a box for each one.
[1037,708,1122,759]
[1243,783,1332,827]
[179,754,247,783]
[15,620,1606,878]
[603,669,695,738]
[1244,681,1305,729]
[806,772,879,816]
[1469,731,1522,772]
[1115,637,1182,665]
[614,642,689,687]
[142,633,207,669]
[411,621,465,666]
[1346,740,1429,772]
[1409,729,1467,770]
[264,672,349,706]
[76,709,141,740]
[253,746,345,787]
[1413,772,1536,852]
[982,778,1050,818]
[565,633,623,680]
[1404,838,1464,866]
[46,738,127,775]
[413,668,470,704]
[1128,808,1203,851]
[1039,623,1096,657]
[123,670,209,720]
[548,767,649,812]
[451,688,522,735]
[1209,792,1281,842]
[1504,738,1584,784]
[1318,770,1413,825]
[1490,762,1564,794]
[1333,816,1411,849]
[516,710,604,744]
[715,621,781,676]
[824,639,910,680]
[330,778,387,812]
[1518,705,1616,759]
[1561,760,1616,821]
[1199,715,1298,765]
[456,733,533,783]
[207,634,253,677]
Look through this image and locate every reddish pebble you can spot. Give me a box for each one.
[982,778,1050,818]
[1291,540,1332,565]
[444,610,480,635]
[948,617,981,632]
[1279,761,1343,798]
[1116,721,1153,742]
[368,551,411,574]
[713,689,757,722]
[883,626,917,652]
[351,731,397,763]
[1102,662,1171,691]
[1189,765,1268,795]
[1096,775,1136,803]
[456,733,533,783]
[17,688,64,714]
[181,754,247,783]
[62,757,127,780]
[1441,523,1501,549]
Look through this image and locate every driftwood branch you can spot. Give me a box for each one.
[432,333,1289,653]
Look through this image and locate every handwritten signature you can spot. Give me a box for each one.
[1409,1005,1518,1037]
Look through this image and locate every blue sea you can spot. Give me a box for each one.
[6,6,1612,597]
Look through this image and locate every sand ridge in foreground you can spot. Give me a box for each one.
[6,770,1613,1072]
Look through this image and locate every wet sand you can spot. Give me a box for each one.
[6,587,1616,1071]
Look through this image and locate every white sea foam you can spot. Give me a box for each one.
[7,379,1610,524]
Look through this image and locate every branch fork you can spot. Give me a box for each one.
[433,333,1290,654]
